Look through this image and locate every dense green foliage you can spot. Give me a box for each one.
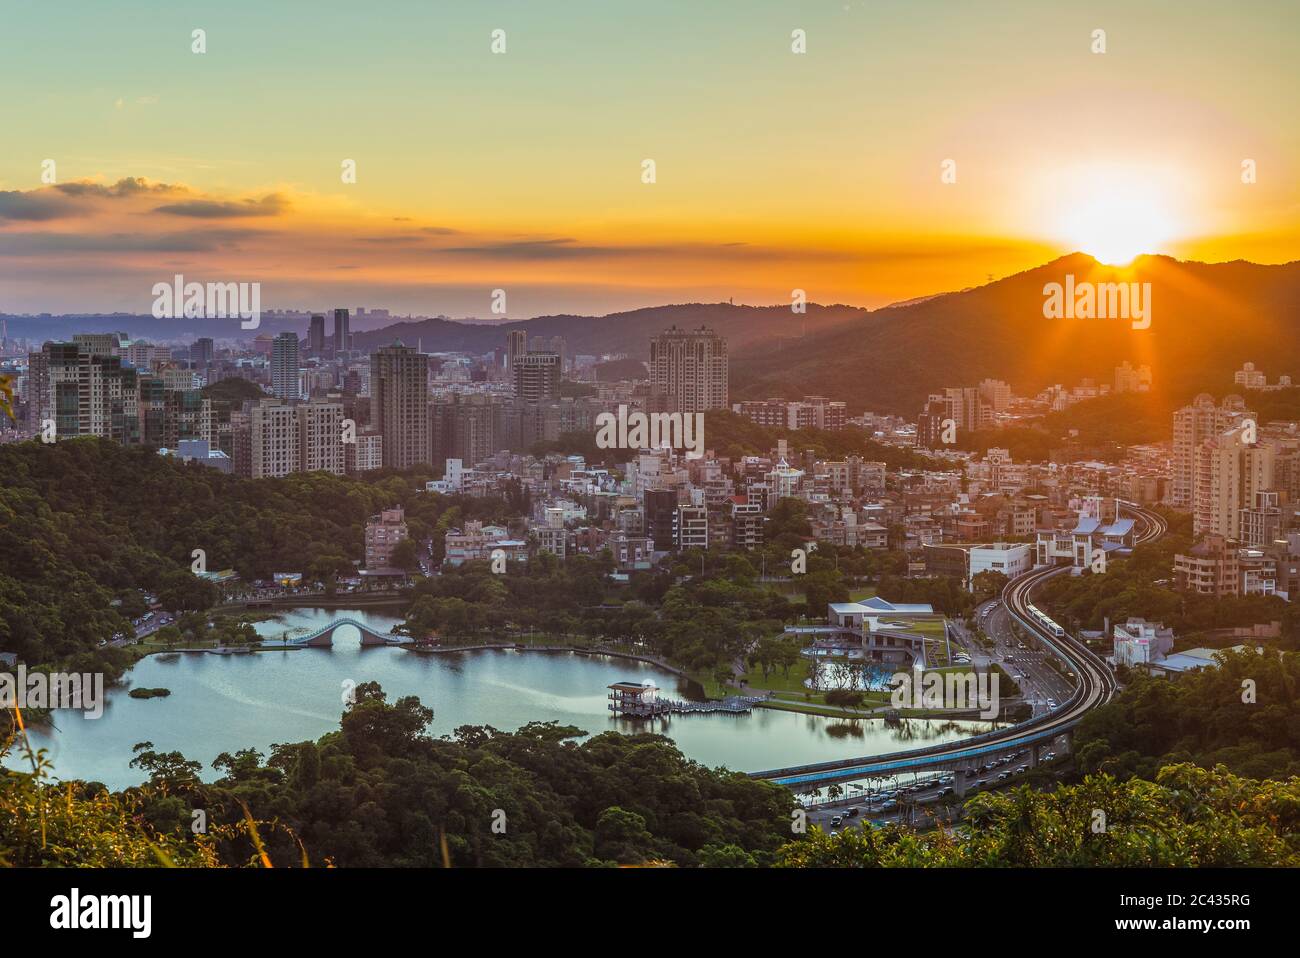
[4,684,797,867]
[1076,648,1300,781]
[0,439,512,673]
[406,548,800,674]
[777,763,1300,866]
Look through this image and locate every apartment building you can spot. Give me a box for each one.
[1174,536,1240,597]
[1171,393,1253,509]
[1194,424,1274,539]
[371,343,429,469]
[511,352,561,402]
[365,506,409,571]
[648,325,728,412]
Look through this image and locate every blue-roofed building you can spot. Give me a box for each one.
[1037,510,1137,570]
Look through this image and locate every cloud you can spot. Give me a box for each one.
[0,178,187,221]
[55,177,183,199]
[0,190,80,221]
[153,193,289,218]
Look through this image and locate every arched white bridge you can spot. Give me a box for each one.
[279,617,414,648]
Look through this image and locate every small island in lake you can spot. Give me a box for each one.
[128,687,171,699]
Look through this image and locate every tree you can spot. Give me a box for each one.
[158,570,218,614]
[971,570,1009,601]
[593,807,656,864]
[129,741,202,789]
[390,538,422,573]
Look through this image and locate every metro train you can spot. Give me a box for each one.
[1025,601,1065,638]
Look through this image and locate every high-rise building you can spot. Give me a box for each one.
[644,489,679,551]
[917,393,952,450]
[271,333,300,400]
[1172,393,1253,509]
[71,332,127,357]
[333,308,351,356]
[30,341,141,443]
[370,342,429,469]
[942,386,989,434]
[24,348,49,433]
[308,314,326,355]
[512,352,561,402]
[346,430,384,475]
[430,393,497,467]
[296,399,345,475]
[978,378,1012,412]
[1240,490,1283,548]
[191,337,214,372]
[1194,423,1275,540]
[648,325,728,412]
[248,399,301,478]
[241,397,341,479]
[505,329,528,373]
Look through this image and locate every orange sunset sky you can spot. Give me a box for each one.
[1,0,1297,318]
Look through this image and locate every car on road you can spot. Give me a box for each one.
[1015,765,1029,774]
[936,786,953,797]
[1047,699,1058,710]
[997,771,1011,780]
[830,815,842,827]
[881,800,898,811]
[847,807,859,818]
[1044,751,1056,761]
[975,779,988,788]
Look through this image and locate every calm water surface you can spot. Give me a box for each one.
[10,608,996,789]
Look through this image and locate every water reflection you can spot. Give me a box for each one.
[7,607,996,789]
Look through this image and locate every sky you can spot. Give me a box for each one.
[1,0,1297,318]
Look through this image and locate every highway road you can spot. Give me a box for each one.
[752,501,1167,802]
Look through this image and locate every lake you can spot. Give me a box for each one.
[8,607,997,790]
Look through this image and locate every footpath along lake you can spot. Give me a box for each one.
[10,607,995,790]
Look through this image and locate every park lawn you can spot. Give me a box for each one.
[848,586,878,601]
[732,658,815,696]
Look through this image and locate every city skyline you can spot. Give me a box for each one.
[5,0,1300,909]
[2,1,1297,317]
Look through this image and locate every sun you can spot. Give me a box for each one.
[1053,169,1181,266]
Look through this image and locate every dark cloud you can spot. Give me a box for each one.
[153,193,288,218]
[55,177,183,199]
[0,190,79,221]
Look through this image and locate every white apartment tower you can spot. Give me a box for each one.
[1172,393,1253,509]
